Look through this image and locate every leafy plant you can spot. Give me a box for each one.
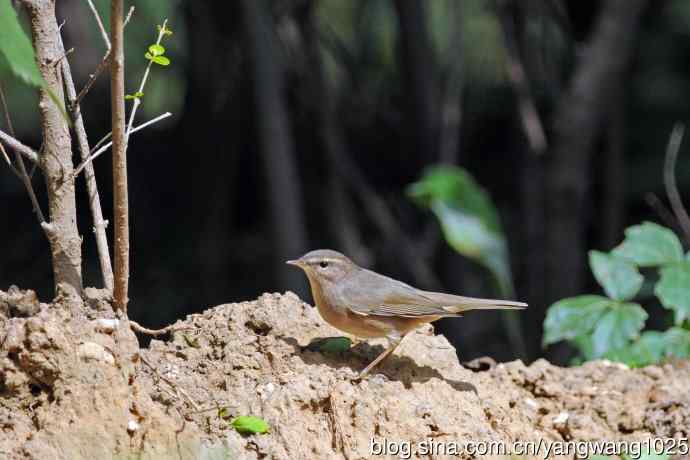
[125,23,173,100]
[543,222,690,366]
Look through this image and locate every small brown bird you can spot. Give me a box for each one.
[287,249,527,378]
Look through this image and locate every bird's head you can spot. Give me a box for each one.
[286,249,356,285]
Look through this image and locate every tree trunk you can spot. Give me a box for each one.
[546,0,646,302]
[240,0,308,294]
[23,0,82,296]
[601,86,626,249]
[393,0,438,167]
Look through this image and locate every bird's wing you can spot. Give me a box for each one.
[338,269,459,318]
[417,291,527,312]
[338,269,528,318]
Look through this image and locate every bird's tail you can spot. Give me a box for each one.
[422,291,527,313]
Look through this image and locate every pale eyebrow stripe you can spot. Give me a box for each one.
[310,257,340,264]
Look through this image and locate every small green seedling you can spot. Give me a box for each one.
[217,408,269,435]
[229,416,270,435]
[306,336,352,354]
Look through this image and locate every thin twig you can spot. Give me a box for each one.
[129,319,193,336]
[72,112,172,177]
[0,142,20,176]
[0,85,19,175]
[140,355,201,411]
[645,193,682,235]
[664,123,690,245]
[0,129,39,163]
[91,130,112,154]
[125,19,168,141]
[51,47,74,68]
[75,51,110,107]
[86,0,111,50]
[123,6,135,27]
[0,84,46,224]
[74,6,134,108]
[0,82,15,134]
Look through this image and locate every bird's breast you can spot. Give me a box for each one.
[307,278,391,338]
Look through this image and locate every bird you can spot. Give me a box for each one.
[287,249,527,379]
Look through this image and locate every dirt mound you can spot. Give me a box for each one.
[1,288,688,459]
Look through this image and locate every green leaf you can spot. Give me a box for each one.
[591,302,647,357]
[663,326,690,359]
[604,331,667,367]
[408,166,512,295]
[124,91,144,100]
[655,260,690,325]
[589,251,643,301]
[572,334,596,361]
[0,0,43,86]
[543,295,611,346]
[609,327,690,367]
[151,55,170,66]
[148,44,165,57]
[230,416,269,435]
[306,336,351,353]
[613,222,683,266]
[157,24,173,36]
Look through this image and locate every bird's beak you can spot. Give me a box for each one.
[286,259,302,267]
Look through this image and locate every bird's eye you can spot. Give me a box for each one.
[319,261,329,269]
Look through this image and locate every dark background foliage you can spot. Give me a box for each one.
[2,0,690,364]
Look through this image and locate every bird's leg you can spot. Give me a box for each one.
[357,334,404,379]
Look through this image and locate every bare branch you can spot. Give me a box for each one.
[0,84,46,224]
[51,47,74,68]
[74,6,134,107]
[111,0,129,312]
[124,6,135,27]
[125,19,168,140]
[0,142,20,177]
[59,33,114,290]
[75,51,110,107]
[86,0,111,50]
[664,123,690,245]
[0,85,19,175]
[645,193,682,235]
[129,319,194,336]
[0,130,39,163]
[72,112,172,177]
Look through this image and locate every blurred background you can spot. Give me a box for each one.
[2,0,690,364]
